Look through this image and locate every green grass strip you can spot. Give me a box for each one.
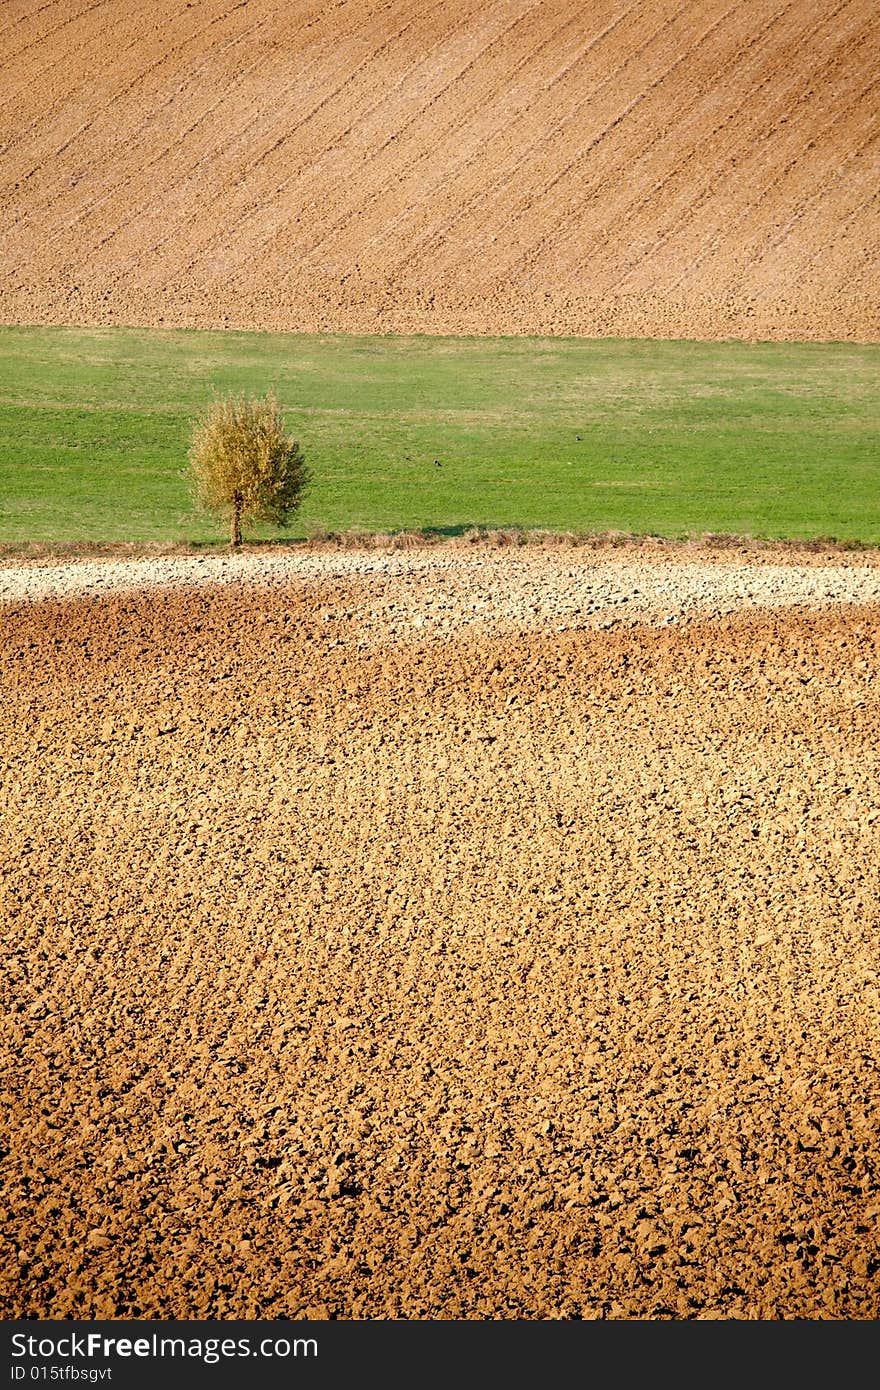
[0,326,877,544]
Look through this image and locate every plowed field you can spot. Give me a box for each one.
[3,552,880,1319]
[1,0,877,340]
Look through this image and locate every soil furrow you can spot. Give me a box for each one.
[1,1,876,340]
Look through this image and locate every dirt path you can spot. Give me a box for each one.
[2,554,879,1318]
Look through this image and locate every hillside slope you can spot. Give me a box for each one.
[1,0,877,339]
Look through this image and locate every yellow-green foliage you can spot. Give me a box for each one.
[189,392,309,541]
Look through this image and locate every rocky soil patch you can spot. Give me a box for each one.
[3,545,880,637]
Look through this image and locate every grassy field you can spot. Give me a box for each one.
[0,326,877,545]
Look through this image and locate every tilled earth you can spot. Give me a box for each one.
[2,554,880,1319]
[1,1,876,342]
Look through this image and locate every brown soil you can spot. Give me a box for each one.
[2,574,879,1319]
[1,1,877,341]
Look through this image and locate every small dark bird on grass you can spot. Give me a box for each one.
[576,435,582,441]
[434,458,442,467]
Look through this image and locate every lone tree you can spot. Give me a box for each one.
[189,391,310,546]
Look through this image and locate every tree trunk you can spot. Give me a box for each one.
[231,491,243,547]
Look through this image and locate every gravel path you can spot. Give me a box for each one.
[2,547,880,636]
